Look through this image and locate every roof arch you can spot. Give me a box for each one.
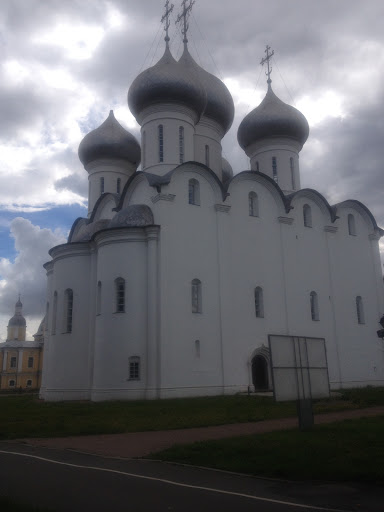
[116,162,227,211]
[90,193,120,222]
[227,170,289,215]
[68,217,89,243]
[169,161,227,203]
[286,188,337,223]
[333,199,384,236]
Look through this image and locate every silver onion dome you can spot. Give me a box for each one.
[128,46,206,120]
[8,297,26,327]
[237,85,309,150]
[78,110,141,167]
[8,315,26,327]
[222,157,233,183]
[178,48,234,134]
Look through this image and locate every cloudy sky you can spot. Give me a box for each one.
[0,0,384,339]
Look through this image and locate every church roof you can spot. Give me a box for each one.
[128,45,207,120]
[0,340,41,349]
[78,110,141,168]
[237,84,309,150]
[178,47,234,133]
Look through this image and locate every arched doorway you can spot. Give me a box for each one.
[252,355,269,391]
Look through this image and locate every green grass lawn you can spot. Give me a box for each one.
[0,387,382,440]
[151,415,384,484]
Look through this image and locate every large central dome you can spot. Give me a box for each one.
[178,47,234,134]
[128,45,206,121]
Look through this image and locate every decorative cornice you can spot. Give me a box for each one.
[151,193,176,204]
[324,225,338,233]
[214,204,231,213]
[278,216,294,225]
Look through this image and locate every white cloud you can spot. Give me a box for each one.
[0,218,66,341]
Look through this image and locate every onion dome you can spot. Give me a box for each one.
[8,298,26,327]
[128,46,206,120]
[237,85,309,150]
[178,48,234,134]
[78,110,141,167]
[222,157,233,183]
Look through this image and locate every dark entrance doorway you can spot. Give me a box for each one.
[252,355,269,391]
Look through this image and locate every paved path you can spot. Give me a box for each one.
[16,406,384,458]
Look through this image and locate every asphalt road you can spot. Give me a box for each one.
[0,442,382,512]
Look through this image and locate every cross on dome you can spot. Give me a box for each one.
[161,0,174,46]
[260,45,274,86]
[176,0,195,46]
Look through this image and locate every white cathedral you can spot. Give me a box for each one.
[40,3,384,401]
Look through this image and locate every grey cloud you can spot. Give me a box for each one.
[0,217,66,320]
[55,172,88,197]
[301,99,384,227]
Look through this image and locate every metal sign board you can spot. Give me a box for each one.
[268,335,330,402]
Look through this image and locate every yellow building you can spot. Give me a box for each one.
[0,298,44,391]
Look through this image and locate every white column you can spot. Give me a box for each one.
[17,350,23,372]
[145,226,160,399]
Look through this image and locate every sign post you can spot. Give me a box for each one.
[268,335,330,430]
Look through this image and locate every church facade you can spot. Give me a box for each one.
[40,4,384,401]
[0,298,44,390]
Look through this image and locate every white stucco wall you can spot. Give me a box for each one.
[41,162,384,401]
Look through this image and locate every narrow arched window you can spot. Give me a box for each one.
[205,145,210,167]
[310,291,319,321]
[158,124,164,162]
[129,356,140,380]
[97,281,102,315]
[303,204,312,228]
[115,278,125,313]
[9,380,15,387]
[100,177,104,195]
[348,214,356,236]
[192,279,202,313]
[249,192,259,217]
[26,379,32,387]
[117,178,121,194]
[142,130,146,169]
[179,126,184,164]
[290,157,295,189]
[272,157,278,182]
[64,289,73,333]
[356,296,365,324]
[254,287,264,318]
[188,179,200,206]
[52,291,58,335]
[256,161,260,172]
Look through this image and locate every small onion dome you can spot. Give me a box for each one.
[237,85,309,150]
[78,110,141,167]
[179,48,234,134]
[128,46,206,120]
[8,314,26,327]
[222,157,233,183]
